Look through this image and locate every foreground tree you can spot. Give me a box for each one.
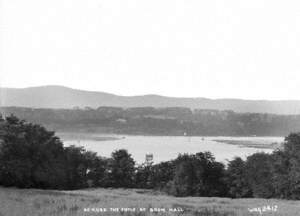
[151,161,175,190]
[282,133,300,199]
[170,152,227,197]
[0,115,67,189]
[85,153,109,187]
[64,145,90,189]
[271,150,291,198]
[245,153,275,198]
[0,115,111,190]
[135,163,155,189]
[171,154,196,196]
[226,157,252,198]
[109,149,135,188]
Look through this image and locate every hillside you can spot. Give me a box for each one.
[0,187,299,216]
[2,106,300,136]
[2,85,300,114]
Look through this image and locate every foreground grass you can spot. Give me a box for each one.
[0,187,300,216]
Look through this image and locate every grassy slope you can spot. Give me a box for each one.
[0,187,300,216]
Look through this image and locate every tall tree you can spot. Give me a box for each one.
[245,153,274,198]
[282,133,300,199]
[109,149,135,188]
[170,152,227,197]
[226,157,252,198]
[271,150,291,198]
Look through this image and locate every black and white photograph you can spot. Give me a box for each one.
[1,0,300,215]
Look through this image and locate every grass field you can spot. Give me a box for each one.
[0,187,300,216]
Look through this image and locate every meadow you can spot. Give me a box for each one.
[1,187,300,216]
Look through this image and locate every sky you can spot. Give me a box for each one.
[1,0,300,99]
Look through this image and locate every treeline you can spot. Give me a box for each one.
[2,106,300,136]
[2,116,300,199]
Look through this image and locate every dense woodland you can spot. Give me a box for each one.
[1,115,300,199]
[2,106,300,136]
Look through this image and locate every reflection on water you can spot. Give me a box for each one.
[62,135,283,164]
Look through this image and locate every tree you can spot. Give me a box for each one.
[0,115,67,189]
[151,161,175,190]
[271,150,291,198]
[281,133,300,199]
[193,152,227,197]
[0,115,116,190]
[135,164,154,189]
[226,157,252,198]
[169,152,227,197]
[171,154,197,196]
[109,149,135,188]
[245,153,274,198]
[85,153,109,187]
[64,145,90,189]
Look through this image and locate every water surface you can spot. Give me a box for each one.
[62,134,283,164]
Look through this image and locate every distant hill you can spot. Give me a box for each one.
[1,85,300,114]
[2,106,300,136]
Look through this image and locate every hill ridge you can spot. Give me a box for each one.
[1,85,300,114]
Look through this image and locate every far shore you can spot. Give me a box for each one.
[213,139,283,149]
[56,132,124,142]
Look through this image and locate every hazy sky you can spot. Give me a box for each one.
[1,0,300,99]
